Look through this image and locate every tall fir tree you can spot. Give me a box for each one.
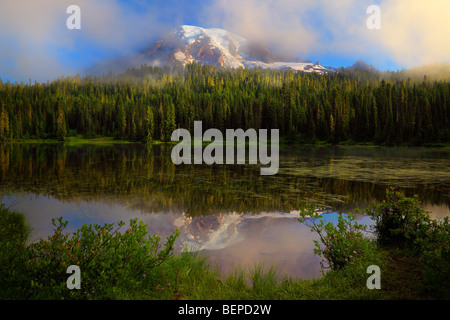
[0,103,9,141]
[145,106,154,142]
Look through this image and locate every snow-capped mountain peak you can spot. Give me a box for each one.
[87,25,336,75]
[146,25,248,69]
[174,25,246,46]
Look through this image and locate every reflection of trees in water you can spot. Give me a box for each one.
[0,143,449,217]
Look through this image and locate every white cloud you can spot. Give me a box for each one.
[203,0,319,56]
[376,0,450,68]
[204,0,450,69]
[1,0,449,82]
[0,0,170,82]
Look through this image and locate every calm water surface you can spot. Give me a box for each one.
[1,143,449,278]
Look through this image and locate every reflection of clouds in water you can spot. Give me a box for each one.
[423,204,450,220]
[2,194,324,278]
[3,193,449,279]
[1,194,132,241]
[156,211,328,278]
[204,220,322,279]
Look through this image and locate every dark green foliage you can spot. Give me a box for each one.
[0,204,32,298]
[0,63,449,144]
[0,206,179,300]
[365,187,431,248]
[365,188,450,298]
[298,204,374,271]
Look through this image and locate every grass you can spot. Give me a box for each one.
[9,136,132,146]
[379,248,431,300]
[64,136,132,146]
[133,249,389,300]
[144,244,436,300]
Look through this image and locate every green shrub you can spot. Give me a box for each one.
[0,204,32,299]
[417,217,450,298]
[365,187,431,250]
[298,204,370,271]
[365,188,450,298]
[25,217,179,299]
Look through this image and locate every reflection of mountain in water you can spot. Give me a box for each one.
[145,210,367,253]
[143,209,371,278]
[175,211,305,251]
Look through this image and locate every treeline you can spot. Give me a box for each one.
[0,63,449,145]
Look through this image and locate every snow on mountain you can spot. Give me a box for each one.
[162,25,247,68]
[87,25,336,75]
[145,209,328,252]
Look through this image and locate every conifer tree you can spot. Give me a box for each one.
[56,106,66,141]
[0,103,9,141]
[145,106,154,143]
[163,102,176,142]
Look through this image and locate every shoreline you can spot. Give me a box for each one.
[3,136,450,150]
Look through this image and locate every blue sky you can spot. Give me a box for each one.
[0,0,448,83]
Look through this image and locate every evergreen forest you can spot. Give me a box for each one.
[0,63,449,145]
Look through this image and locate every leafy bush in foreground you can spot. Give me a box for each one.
[0,204,32,298]
[365,188,450,298]
[298,204,373,271]
[29,217,179,299]
[0,211,180,300]
[365,187,432,249]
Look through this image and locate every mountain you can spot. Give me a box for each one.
[347,60,377,72]
[87,25,336,75]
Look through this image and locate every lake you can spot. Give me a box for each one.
[1,142,449,279]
